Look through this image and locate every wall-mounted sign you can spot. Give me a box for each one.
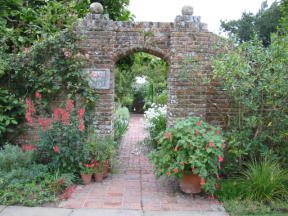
[87,68,110,89]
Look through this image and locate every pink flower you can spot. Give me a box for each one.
[216,184,220,188]
[195,130,200,135]
[77,108,85,120]
[191,167,196,171]
[37,117,52,131]
[215,130,221,135]
[91,71,97,77]
[85,54,90,59]
[22,144,36,151]
[53,146,60,153]
[209,141,214,147]
[35,92,42,100]
[173,168,179,173]
[64,51,72,57]
[166,171,171,176]
[218,156,224,162]
[164,133,173,140]
[174,146,180,152]
[205,145,209,150]
[196,121,201,126]
[200,178,206,185]
[25,98,36,125]
[53,108,70,125]
[78,120,85,132]
[66,99,74,112]
[222,143,226,149]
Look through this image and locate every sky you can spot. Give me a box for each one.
[128,0,276,35]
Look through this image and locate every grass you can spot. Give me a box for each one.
[223,199,288,216]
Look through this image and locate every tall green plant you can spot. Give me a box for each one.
[212,34,288,171]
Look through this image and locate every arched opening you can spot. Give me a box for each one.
[113,50,169,142]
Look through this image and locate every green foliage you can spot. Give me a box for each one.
[0,144,34,172]
[114,106,130,141]
[239,159,288,202]
[0,90,23,143]
[221,1,282,46]
[212,35,288,173]
[149,117,224,194]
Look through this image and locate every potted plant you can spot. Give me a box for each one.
[94,163,104,182]
[80,164,95,185]
[149,116,225,195]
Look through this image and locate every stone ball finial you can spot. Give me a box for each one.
[90,2,104,14]
[182,5,194,15]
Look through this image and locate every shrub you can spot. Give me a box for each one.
[0,144,34,172]
[114,106,130,141]
[149,116,225,194]
[144,104,167,147]
[25,97,90,174]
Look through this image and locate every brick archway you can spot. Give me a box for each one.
[76,5,225,137]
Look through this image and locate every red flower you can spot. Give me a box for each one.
[84,164,94,168]
[37,118,52,131]
[216,184,220,188]
[53,146,60,153]
[195,130,200,135]
[164,133,173,140]
[53,108,70,125]
[78,120,85,131]
[209,141,214,147]
[35,92,42,100]
[77,108,85,120]
[173,168,179,173]
[25,98,36,125]
[205,145,209,150]
[191,167,196,171]
[215,130,221,135]
[200,178,206,185]
[174,146,180,151]
[22,144,36,151]
[66,99,74,112]
[167,171,171,176]
[196,121,201,126]
[218,156,224,162]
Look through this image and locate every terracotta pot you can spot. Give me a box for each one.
[94,172,104,182]
[80,173,92,185]
[103,164,109,178]
[179,173,201,194]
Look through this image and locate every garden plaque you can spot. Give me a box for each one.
[87,69,110,89]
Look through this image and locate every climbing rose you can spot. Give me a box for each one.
[195,130,200,135]
[200,178,206,185]
[209,141,214,147]
[91,71,97,77]
[205,145,209,150]
[25,98,36,125]
[35,92,42,100]
[215,130,221,135]
[166,171,171,176]
[218,156,224,162]
[64,51,72,57]
[53,146,60,153]
[84,164,94,168]
[53,108,70,125]
[196,121,201,126]
[85,54,90,59]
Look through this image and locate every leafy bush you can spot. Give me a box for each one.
[149,116,225,194]
[114,106,130,141]
[144,104,167,147]
[25,98,90,174]
[0,144,34,172]
[212,34,288,172]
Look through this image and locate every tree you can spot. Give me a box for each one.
[221,1,282,46]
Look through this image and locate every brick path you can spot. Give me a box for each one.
[59,114,226,213]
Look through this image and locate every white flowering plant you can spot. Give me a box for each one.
[144,104,167,147]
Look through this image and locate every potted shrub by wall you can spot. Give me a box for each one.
[80,164,95,185]
[94,163,104,182]
[149,116,225,195]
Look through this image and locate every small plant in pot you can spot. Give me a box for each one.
[149,116,225,195]
[80,164,95,185]
[93,162,104,182]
